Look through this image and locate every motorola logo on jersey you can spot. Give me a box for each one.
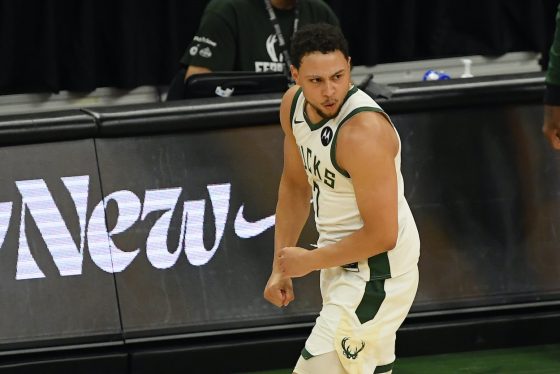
[1,175,275,280]
[321,127,333,146]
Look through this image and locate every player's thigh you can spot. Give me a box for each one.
[293,351,393,374]
[293,351,345,374]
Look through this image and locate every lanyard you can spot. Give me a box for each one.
[263,0,299,78]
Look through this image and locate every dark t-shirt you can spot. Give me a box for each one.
[180,0,339,73]
[545,4,560,105]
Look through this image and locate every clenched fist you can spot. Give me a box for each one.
[544,105,560,150]
[264,271,294,307]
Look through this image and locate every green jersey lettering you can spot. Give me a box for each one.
[299,146,308,170]
[306,148,313,173]
[313,156,322,181]
[325,169,336,188]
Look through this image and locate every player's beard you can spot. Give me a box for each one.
[308,100,338,120]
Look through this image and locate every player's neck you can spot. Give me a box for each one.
[270,0,296,10]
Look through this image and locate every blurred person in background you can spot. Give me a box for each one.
[544,4,560,150]
[181,0,339,80]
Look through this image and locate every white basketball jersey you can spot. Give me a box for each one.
[290,86,420,280]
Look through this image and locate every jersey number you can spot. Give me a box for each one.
[313,181,320,218]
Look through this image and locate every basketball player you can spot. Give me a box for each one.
[263,24,420,374]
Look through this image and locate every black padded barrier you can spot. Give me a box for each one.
[0,72,559,373]
[0,110,97,146]
[83,93,283,137]
[0,353,128,374]
[0,110,124,371]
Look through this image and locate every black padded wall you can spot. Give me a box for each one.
[0,0,557,94]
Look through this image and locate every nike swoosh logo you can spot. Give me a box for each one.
[234,205,275,239]
[294,119,304,124]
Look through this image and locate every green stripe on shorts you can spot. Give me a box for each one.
[301,347,314,360]
[368,251,391,280]
[374,361,394,373]
[355,278,386,324]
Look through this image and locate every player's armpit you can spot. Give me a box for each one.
[543,105,560,150]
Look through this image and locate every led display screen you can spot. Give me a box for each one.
[396,104,560,311]
[2,101,559,348]
[95,125,320,338]
[0,139,121,349]
[94,103,560,338]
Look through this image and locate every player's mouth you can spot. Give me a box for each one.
[323,101,337,111]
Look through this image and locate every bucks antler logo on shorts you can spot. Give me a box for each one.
[341,337,366,360]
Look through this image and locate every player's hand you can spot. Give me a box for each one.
[264,271,294,307]
[543,105,560,150]
[277,246,314,278]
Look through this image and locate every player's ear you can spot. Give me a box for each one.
[290,65,299,85]
[347,56,352,69]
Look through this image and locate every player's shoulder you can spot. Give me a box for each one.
[341,87,386,124]
[279,85,303,131]
[338,110,397,154]
[281,85,302,111]
[342,111,389,135]
[340,108,394,138]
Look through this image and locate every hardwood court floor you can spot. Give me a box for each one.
[244,344,560,373]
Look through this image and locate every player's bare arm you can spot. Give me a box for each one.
[277,111,399,277]
[264,85,312,306]
[543,105,560,150]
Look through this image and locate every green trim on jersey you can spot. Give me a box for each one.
[303,104,330,130]
[303,85,359,131]
[330,106,384,178]
[369,251,392,280]
[290,87,303,128]
[355,278,386,324]
[340,85,359,113]
[375,361,395,373]
[301,347,314,360]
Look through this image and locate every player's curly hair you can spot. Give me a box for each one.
[290,23,349,69]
